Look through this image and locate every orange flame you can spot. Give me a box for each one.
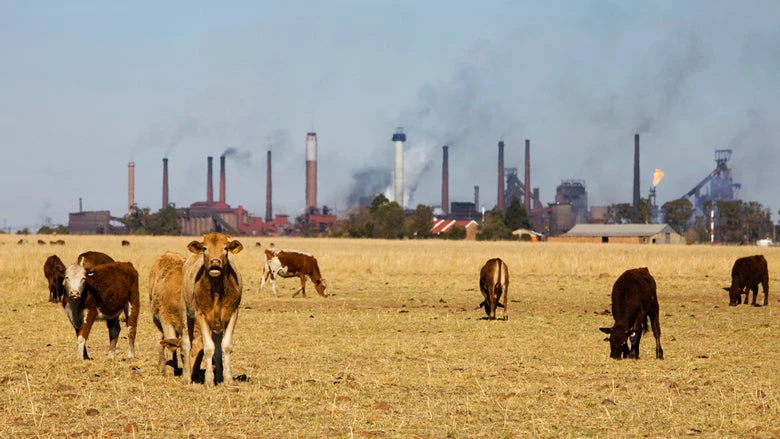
[652,168,664,187]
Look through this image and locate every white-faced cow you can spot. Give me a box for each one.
[260,248,328,298]
[43,254,66,303]
[63,257,140,360]
[723,255,769,307]
[61,251,115,359]
[599,267,663,360]
[478,258,509,320]
[149,252,203,376]
[180,233,243,386]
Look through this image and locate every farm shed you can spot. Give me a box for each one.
[548,223,684,244]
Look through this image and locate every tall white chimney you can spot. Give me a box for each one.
[392,127,406,207]
[128,161,135,213]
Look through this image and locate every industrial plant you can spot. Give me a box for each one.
[68,127,743,238]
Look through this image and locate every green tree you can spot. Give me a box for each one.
[123,205,152,234]
[369,194,390,214]
[504,197,531,230]
[477,208,515,241]
[446,225,467,240]
[661,198,694,233]
[605,203,632,224]
[742,201,772,243]
[37,224,69,234]
[716,200,744,244]
[374,201,406,239]
[147,205,181,235]
[345,207,375,238]
[409,204,433,238]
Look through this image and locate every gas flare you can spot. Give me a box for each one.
[652,168,664,187]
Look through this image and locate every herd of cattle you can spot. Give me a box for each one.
[41,233,770,385]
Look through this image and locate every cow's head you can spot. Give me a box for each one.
[187,233,243,278]
[315,278,328,297]
[723,286,741,306]
[63,263,88,300]
[599,327,636,359]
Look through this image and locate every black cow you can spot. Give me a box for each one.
[599,267,663,360]
[43,255,66,303]
[723,255,769,307]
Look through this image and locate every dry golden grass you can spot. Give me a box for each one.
[0,235,778,438]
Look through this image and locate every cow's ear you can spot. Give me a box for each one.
[228,240,243,255]
[722,287,730,293]
[187,241,203,254]
[599,327,612,334]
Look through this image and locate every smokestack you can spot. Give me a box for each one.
[219,155,226,204]
[497,141,505,210]
[633,134,640,221]
[533,188,540,210]
[524,139,531,212]
[128,161,135,213]
[162,158,169,209]
[266,150,272,223]
[474,185,479,211]
[79,197,83,213]
[442,145,449,215]
[306,132,317,211]
[392,128,406,207]
[207,156,213,204]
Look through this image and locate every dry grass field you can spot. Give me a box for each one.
[0,234,778,438]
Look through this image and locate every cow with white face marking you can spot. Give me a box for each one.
[260,248,328,298]
[180,233,243,386]
[63,256,139,360]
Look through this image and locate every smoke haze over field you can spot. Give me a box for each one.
[1,2,779,231]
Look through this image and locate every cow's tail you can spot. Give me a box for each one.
[494,259,504,301]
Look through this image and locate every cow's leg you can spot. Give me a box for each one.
[270,275,278,298]
[220,309,239,386]
[750,284,760,306]
[197,315,217,387]
[180,307,193,385]
[762,277,769,306]
[106,317,121,359]
[125,301,138,359]
[502,284,509,320]
[77,308,99,361]
[650,313,663,359]
[292,275,306,298]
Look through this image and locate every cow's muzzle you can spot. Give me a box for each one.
[208,259,223,277]
[69,291,81,299]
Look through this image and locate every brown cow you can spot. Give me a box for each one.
[478,258,509,320]
[148,252,203,376]
[43,254,66,303]
[61,251,115,359]
[723,255,769,307]
[181,233,243,386]
[63,254,139,360]
[599,267,663,360]
[261,248,328,297]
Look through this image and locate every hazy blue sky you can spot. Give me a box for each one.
[1,1,778,231]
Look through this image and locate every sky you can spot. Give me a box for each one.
[1,1,779,231]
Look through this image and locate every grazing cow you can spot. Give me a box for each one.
[599,267,663,360]
[17,239,28,245]
[37,239,46,245]
[43,255,67,303]
[478,258,509,320]
[181,233,244,386]
[260,248,328,298]
[148,252,203,376]
[50,239,65,245]
[121,240,130,247]
[62,252,140,360]
[723,255,769,307]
